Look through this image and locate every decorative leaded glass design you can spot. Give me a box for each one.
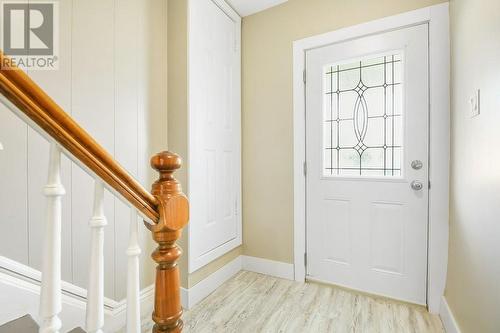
[323,52,403,177]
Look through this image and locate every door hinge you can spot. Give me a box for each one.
[303,161,307,176]
[428,180,431,189]
[303,69,306,84]
[304,253,307,266]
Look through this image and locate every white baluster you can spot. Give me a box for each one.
[86,181,107,333]
[39,143,65,333]
[126,208,142,332]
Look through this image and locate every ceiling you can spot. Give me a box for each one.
[226,0,288,17]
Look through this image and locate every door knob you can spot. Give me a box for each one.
[411,180,423,191]
[411,160,423,170]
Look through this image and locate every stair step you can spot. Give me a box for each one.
[0,314,38,333]
[0,314,86,333]
[68,328,87,333]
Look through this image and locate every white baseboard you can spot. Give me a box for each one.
[242,255,294,280]
[181,255,295,310]
[0,256,154,332]
[439,296,462,333]
[181,256,242,310]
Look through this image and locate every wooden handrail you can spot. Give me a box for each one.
[0,52,159,222]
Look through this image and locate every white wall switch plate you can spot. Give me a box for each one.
[470,89,480,117]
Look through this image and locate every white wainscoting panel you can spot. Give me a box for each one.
[0,0,167,301]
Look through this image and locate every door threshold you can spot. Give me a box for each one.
[306,275,427,310]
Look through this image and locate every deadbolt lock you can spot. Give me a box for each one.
[411,160,423,170]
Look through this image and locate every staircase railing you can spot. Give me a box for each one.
[0,51,189,333]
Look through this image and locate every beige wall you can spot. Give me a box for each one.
[241,0,447,263]
[167,0,242,288]
[446,1,500,332]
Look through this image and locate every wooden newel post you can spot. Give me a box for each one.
[150,151,189,333]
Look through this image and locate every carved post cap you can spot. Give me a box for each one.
[151,151,182,180]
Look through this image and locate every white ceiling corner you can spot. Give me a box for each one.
[225,0,288,17]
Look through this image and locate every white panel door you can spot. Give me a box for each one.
[189,0,241,272]
[306,24,429,304]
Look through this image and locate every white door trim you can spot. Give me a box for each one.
[292,3,449,314]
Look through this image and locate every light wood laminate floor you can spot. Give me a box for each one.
[181,271,444,333]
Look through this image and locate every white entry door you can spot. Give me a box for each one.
[305,24,429,304]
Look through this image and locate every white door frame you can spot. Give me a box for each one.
[293,3,449,314]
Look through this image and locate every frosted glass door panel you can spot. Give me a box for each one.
[323,53,403,177]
